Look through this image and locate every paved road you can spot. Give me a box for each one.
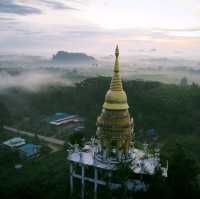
[3,126,65,146]
[47,143,60,153]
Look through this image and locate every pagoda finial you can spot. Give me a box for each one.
[113,45,119,73]
[102,45,129,110]
[115,45,119,58]
[110,45,122,90]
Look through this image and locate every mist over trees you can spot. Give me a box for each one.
[0,102,9,130]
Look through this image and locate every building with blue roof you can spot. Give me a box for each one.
[48,112,80,126]
[18,144,40,159]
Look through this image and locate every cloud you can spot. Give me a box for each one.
[0,70,74,92]
[0,24,198,56]
[158,28,200,32]
[0,16,15,21]
[0,0,41,15]
[40,0,77,10]
[18,0,80,11]
[0,0,79,17]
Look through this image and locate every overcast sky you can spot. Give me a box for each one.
[0,0,200,57]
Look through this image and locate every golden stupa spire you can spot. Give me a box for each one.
[97,45,133,157]
[103,45,129,110]
[110,45,123,91]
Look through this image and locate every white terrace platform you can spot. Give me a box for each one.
[67,144,168,198]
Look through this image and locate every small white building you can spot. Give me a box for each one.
[3,137,26,148]
[48,112,80,126]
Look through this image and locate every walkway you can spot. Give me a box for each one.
[3,126,65,146]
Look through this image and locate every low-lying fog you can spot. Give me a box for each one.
[0,70,75,92]
[0,54,200,92]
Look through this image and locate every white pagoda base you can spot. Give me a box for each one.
[67,142,168,198]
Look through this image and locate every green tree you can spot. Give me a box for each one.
[167,143,200,199]
[0,102,9,131]
[115,160,133,197]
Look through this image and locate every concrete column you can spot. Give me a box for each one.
[81,164,85,199]
[103,150,106,160]
[118,150,122,161]
[69,162,73,195]
[94,167,98,199]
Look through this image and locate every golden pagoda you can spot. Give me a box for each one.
[68,46,167,197]
[96,45,134,160]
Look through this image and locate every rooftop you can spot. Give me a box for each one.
[18,143,40,158]
[3,137,26,148]
[48,112,76,122]
[48,112,79,126]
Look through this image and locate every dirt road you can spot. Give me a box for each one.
[3,126,65,146]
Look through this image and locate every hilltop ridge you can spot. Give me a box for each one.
[52,51,96,63]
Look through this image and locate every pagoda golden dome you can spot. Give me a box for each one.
[103,45,129,110]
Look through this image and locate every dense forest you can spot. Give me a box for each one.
[0,77,200,198]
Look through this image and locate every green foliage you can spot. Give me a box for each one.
[166,143,200,198]
[1,77,200,198]
[68,131,84,146]
[2,77,200,139]
[0,150,69,199]
[116,160,133,182]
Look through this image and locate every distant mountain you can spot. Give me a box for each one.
[52,51,96,63]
